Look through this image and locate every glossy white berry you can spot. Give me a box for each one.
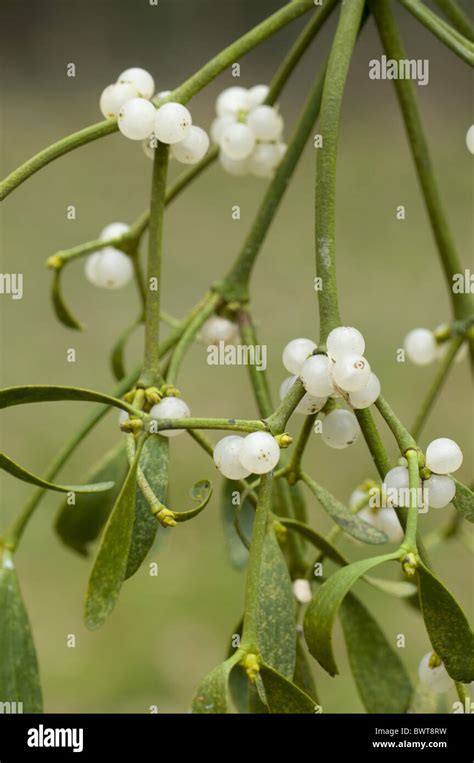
[327,326,365,361]
[248,143,282,178]
[239,432,280,474]
[219,152,250,176]
[418,652,452,693]
[247,105,283,141]
[383,466,410,508]
[100,82,138,118]
[84,253,103,286]
[94,248,133,289]
[424,474,456,509]
[142,134,158,159]
[292,578,312,604]
[300,355,334,397]
[282,338,317,375]
[358,506,403,543]
[200,316,237,346]
[349,487,368,510]
[149,396,190,438]
[118,98,156,140]
[100,222,130,241]
[171,126,210,165]
[156,90,172,99]
[348,373,380,409]
[154,102,192,144]
[211,115,235,144]
[425,438,463,474]
[320,409,360,449]
[117,67,155,99]
[216,86,250,117]
[466,125,474,154]
[404,328,437,366]
[333,355,371,393]
[220,123,256,160]
[247,84,270,109]
[213,436,251,480]
[279,376,327,415]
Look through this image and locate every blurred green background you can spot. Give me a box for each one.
[1,0,472,713]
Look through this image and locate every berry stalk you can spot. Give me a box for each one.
[432,0,474,39]
[397,0,474,64]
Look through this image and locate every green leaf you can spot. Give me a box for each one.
[294,638,318,703]
[0,385,133,414]
[125,436,169,579]
[220,479,254,569]
[452,479,474,523]
[228,664,249,714]
[303,476,387,544]
[0,451,114,495]
[55,441,128,556]
[260,663,317,713]
[340,594,412,713]
[257,526,296,679]
[192,652,241,714]
[172,479,213,522]
[111,320,141,382]
[84,443,142,629]
[417,564,474,682]
[303,552,398,676]
[0,550,42,712]
[51,269,82,330]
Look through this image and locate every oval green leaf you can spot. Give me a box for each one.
[260,663,317,713]
[84,442,142,629]
[0,550,42,712]
[51,269,82,330]
[294,637,318,703]
[220,479,254,569]
[55,441,128,556]
[0,385,134,414]
[0,451,114,495]
[452,479,474,523]
[192,652,241,714]
[303,552,399,676]
[340,593,412,713]
[125,436,169,579]
[417,563,474,682]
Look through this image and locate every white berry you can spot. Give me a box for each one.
[239,432,280,474]
[100,82,138,119]
[248,143,282,178]
[219,152,250,176]
[418,652,452,693]
[149,396,190,438]
[279,376,327,415]
[333,355,371,393]
[216,87,250,117]
[466,125,474,154]
[118,98,156,140]
[154,102,192,144]
[320,409,360,449]
[358,506,403,543]
[84,252,103,287]
[383,466,410,508]
[292,578,312,604]
[200,316,237,346]
[425,437,463,474]
[282,337,317,375]
[300,355,334,397]
[210,115,235,144]
[349,487,369,510]
[117,67,155,99]
[220,123,256,160]
[247,84,270,108]
[424,474,456,509]
[93,248,133,289]
[247,105,283,141]
[171,126,210,164]
[404,328,437,366]
[213,436,251,480]
[348,373,381,409]
[100,222,130,240]
[327,326,365,361]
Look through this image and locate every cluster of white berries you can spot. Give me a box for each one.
[349,487,403,543]
[200,315,238,346]
[100,67,209,165]
[85,222,133,289]
[418,652,452,694]
[384,437,462,510]
[280,327,380,449]
[403,327,467,366]
[211,86,287,178]
[213,432,280,478]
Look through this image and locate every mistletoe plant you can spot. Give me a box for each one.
[1,0,473,715]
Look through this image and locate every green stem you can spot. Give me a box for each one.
[375,395,417,453]
[355,408,392,479]
[315,0,366,340]
[166,293,219,386]
[266,378,307,434]
[405,448,421,552]
[149,417,268,435]
[237,310,274,418]
[372,0,473,324]
[286,413,317,477]
[432,0,474,39]
[139,142,169,388]
[0,0,317,201]
[397,0,474,63]
[411,336,464,438]
[241,472,273,649]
